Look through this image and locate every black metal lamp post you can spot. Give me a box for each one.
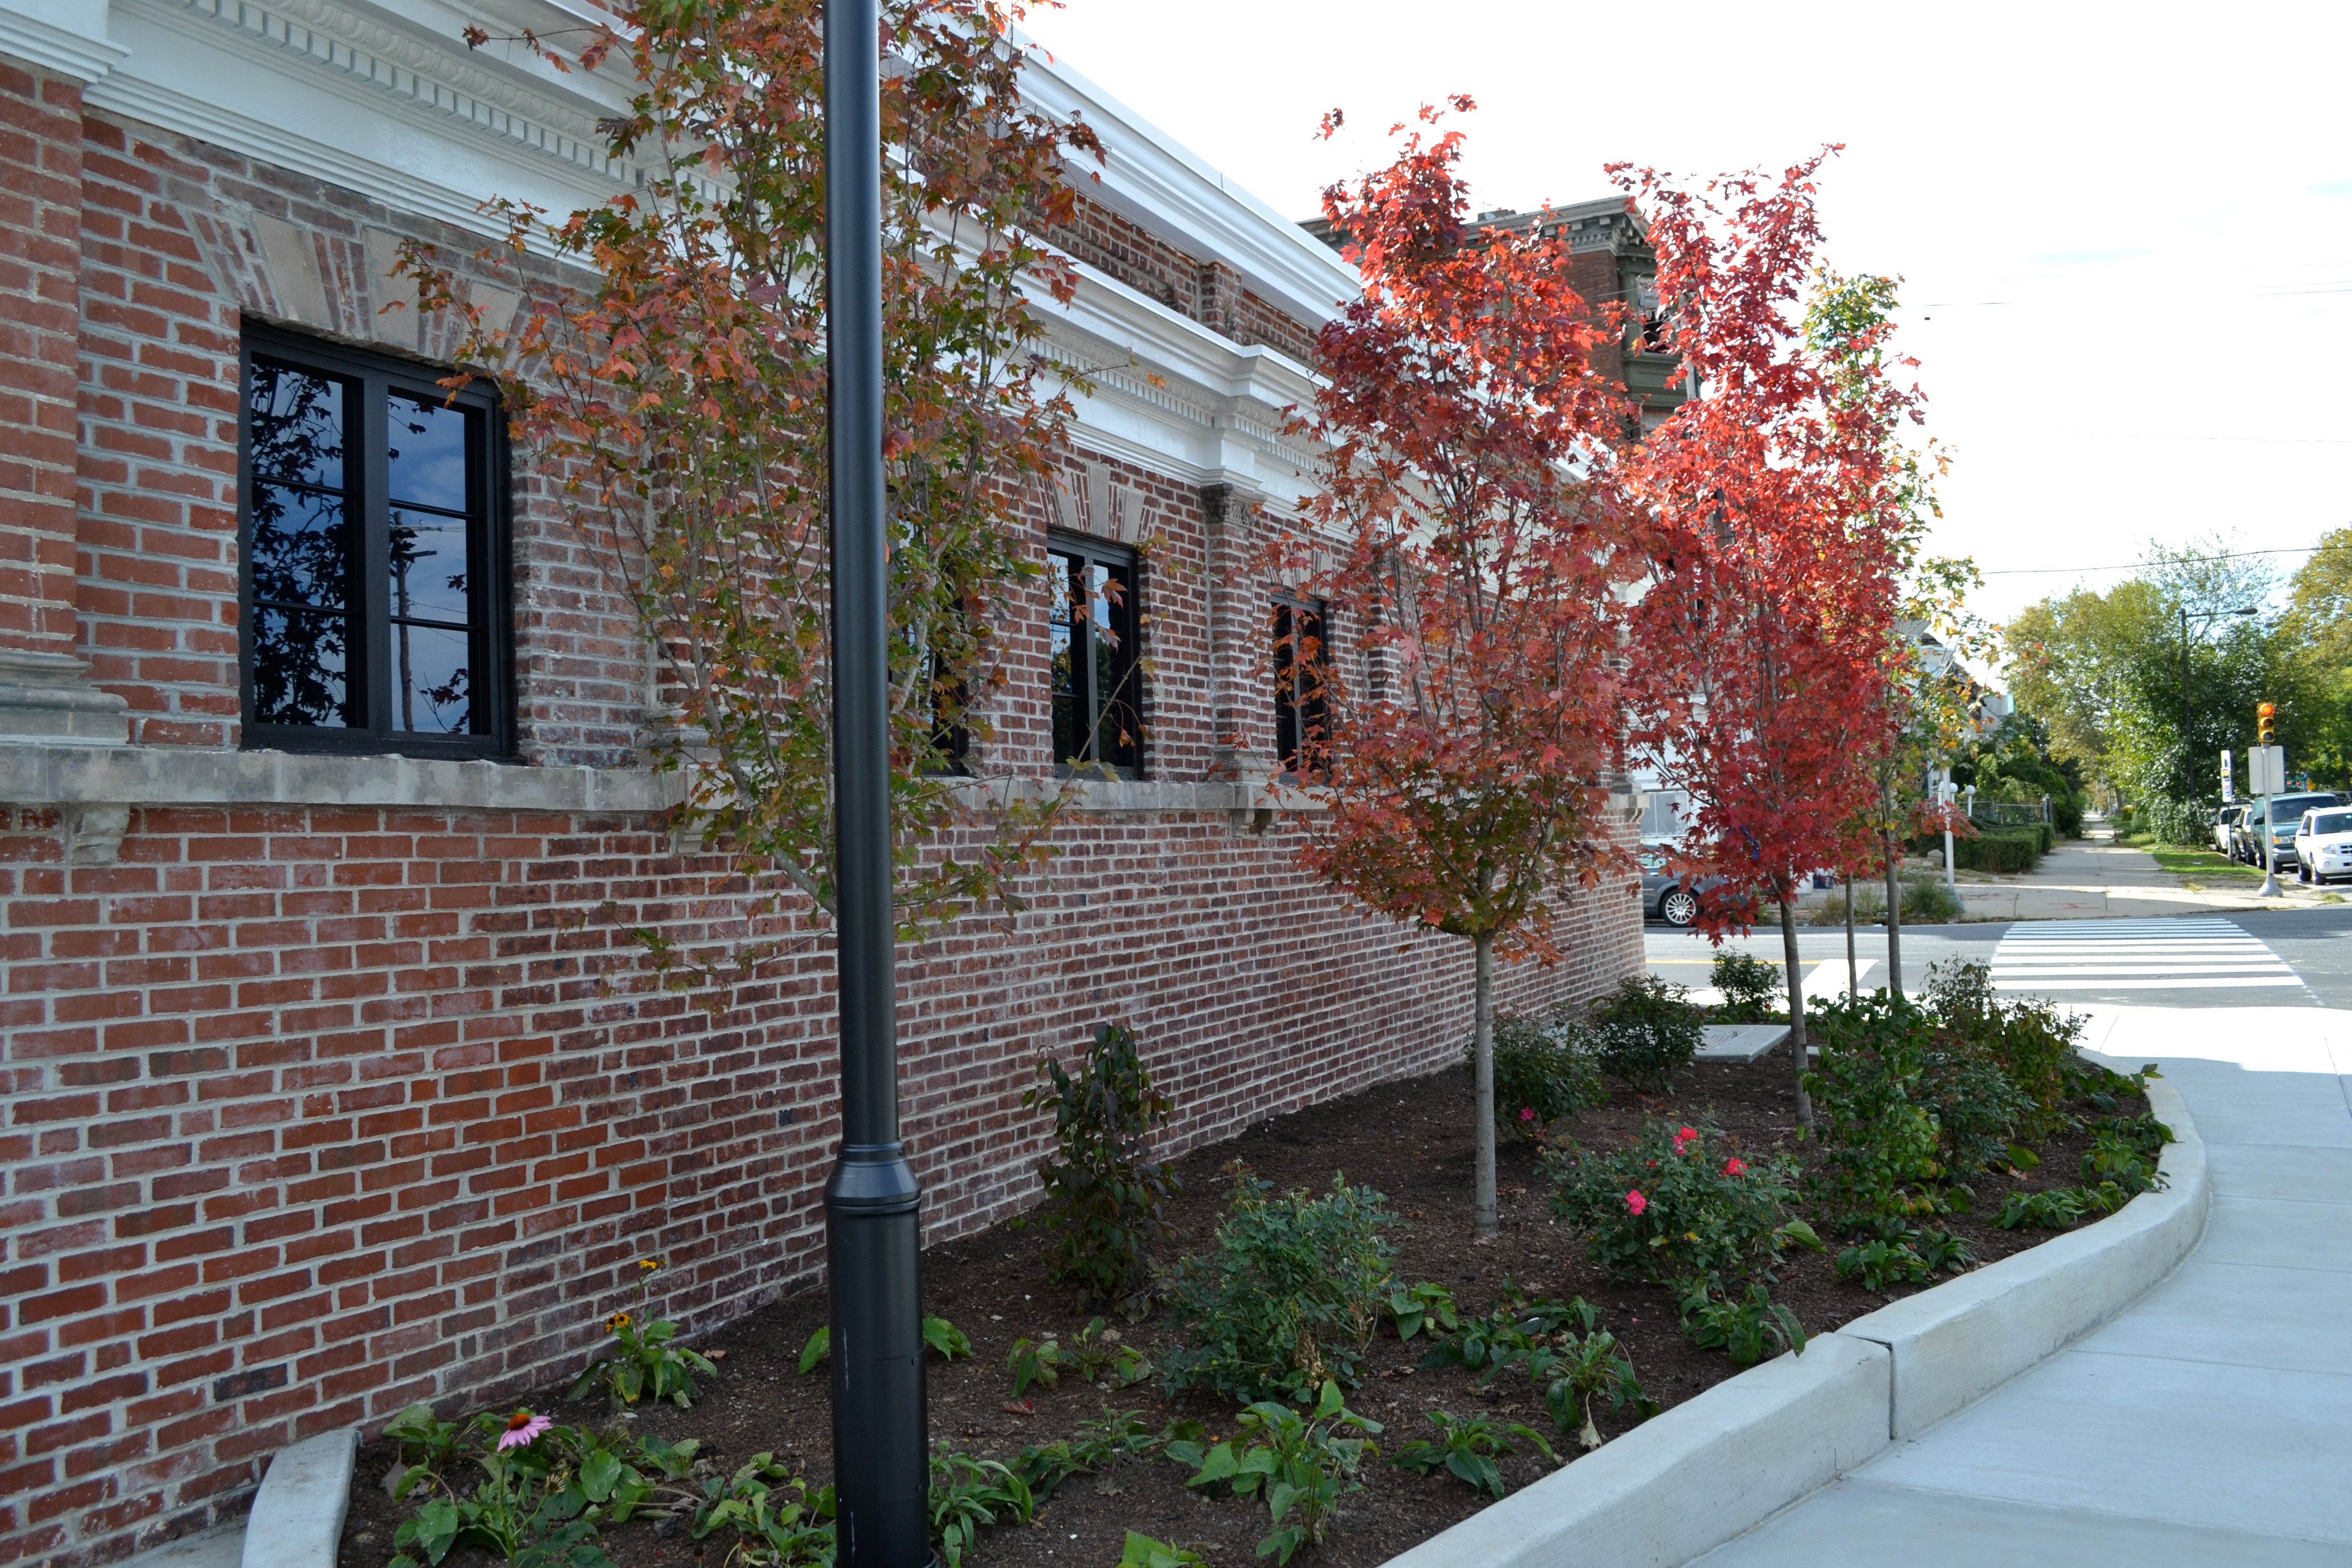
[823,1,933,1563]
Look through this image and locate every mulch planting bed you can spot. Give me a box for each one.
[339,1046,2142,1568]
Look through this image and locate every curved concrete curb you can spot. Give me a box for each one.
[1379,1336,1890,1568]
[1379,1079,2209,1568]
[1836,1077,2206,1439]
[241,1427,358,1568]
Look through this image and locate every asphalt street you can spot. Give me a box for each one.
[1644,905,2352,1010]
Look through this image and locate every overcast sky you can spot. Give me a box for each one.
[1027,0,2352,648]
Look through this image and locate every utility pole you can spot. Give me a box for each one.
[823,3,933,1564]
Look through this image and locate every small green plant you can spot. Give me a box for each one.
[1006,1317,1152,1397]
[1387,1410,1554,1499]
[795,1314,968,1376]
[1547,1121,1815,1293]
[1011,1408,1167,1499]
[1419,1285,1594,1386]
[1710,951,1783,1022]
[1480,1011,1607,1134]
[689,1457,836,1567]
[929,1452,1034,1568]
[1023,1022,1181,1312]
[1385,1280,1459,1341]
[1160,1167,1396,1403]
[1678,1282,1804,1366]
[1834,1237,1930,1290]
[1995,1188,2086,1230]
[1912,1226,1976,1274]
[1531,1319,1656,1450]
[2081,1124,2166,1197]
[1118,1532,1212,1567]
[1916,1039,2032,1178]
[1587,975,1704,1093]
[569,1259,718,1410]
[385,1407,620,1568]
[1925,960,2086,1136]
[1169,1381,1381,1565]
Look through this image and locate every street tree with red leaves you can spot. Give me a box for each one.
[1619,154,1930,1124]
[1275,101,1670,1239]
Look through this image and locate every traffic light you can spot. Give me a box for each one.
[2258,702,2277,744]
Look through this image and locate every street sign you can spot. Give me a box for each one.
[2250,744,2286,796]
[2221,749,2235,803]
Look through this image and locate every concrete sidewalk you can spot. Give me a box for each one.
[1693,1005,2352,1566]
[1947,830,2335,922]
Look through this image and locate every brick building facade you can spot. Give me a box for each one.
[0,6,1646,1563]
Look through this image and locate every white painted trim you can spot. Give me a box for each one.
[1016,34,1360,331]
[0,0,129,82]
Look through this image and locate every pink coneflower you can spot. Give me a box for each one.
[499,1411,551,1451]
[1724,1157,1748,1177]
[1625,1189,1647,1216]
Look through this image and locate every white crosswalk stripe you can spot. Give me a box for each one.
[1988,917,2306,993]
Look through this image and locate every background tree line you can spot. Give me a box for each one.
[2001,532,2352,840]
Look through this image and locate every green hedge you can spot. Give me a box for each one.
[1914,827,2047,874]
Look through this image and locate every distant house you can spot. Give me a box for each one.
[0,7,1644,1562]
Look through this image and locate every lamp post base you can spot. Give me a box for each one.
[826,1146,931,1568]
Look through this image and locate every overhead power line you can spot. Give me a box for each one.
[1977,543,2345,577]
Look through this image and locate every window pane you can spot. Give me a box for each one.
[386,393,471,512]
[1049,551,1080,762]
[389,511,471,625]
[253,606,351,727]
[1272,602,1298,769]
[1093,562,1137,767]
[250,484,352,611]
[249,363,346,488]
[390,621,472,733]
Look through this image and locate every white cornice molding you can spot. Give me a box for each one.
[1016,36,1360,333]
[85,0,642,240]
[0,0,130,82]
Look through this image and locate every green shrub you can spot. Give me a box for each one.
[1803,992,1945,1228]
[1916,1038,2032,1178]
[1023,1023,1180,1312]
[1950,830,2040,875]
[1160,1169,1396,1403]
[1587,976,1704,1093]
[1477,1011,1607,1134]
[1925,960,2084,1137]
[1709,951,1783,1021]
[1898,874,1964,923]
[1546,1121,1816,1292]
[2139,795,2213,847]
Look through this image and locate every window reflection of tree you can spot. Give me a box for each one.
[247,363,353,726]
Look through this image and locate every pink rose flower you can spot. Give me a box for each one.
[1521,1106,1536,1121]
[1724,1157,1748,1177]
[1625,1189,1648,1216]
[499,1412,551,1451]
[1673,1125,1700,1154]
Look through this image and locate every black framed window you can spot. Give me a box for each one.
[1272,595,1329,777]
[1047,532,1140,774]
[239,327,511,758]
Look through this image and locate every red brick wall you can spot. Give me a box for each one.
[0,62,87,662]
[0,799,1639,1566]
[1049,197,1322,364]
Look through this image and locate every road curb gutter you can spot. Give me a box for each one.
[241,1427,357,1568]
[1378,1077,2208,1567]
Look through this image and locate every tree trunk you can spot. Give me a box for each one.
[1471,931,1499,1240]
[1845,873,1857,999]
[1882,826,1904,1001]
[1779,894,1814,1128]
